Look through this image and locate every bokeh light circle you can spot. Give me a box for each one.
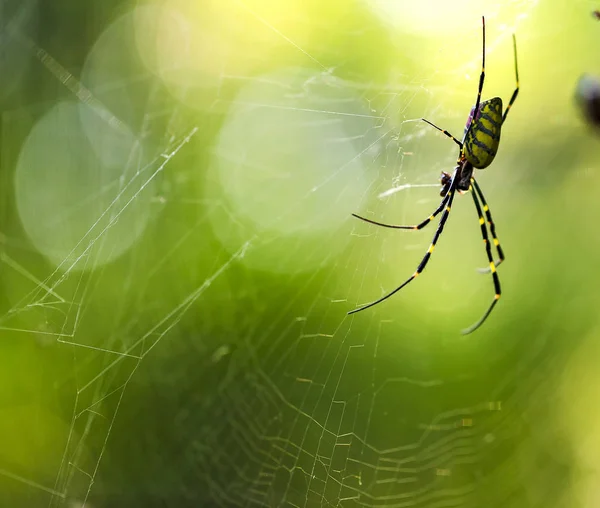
[207,67,373,274]
[15,101,154,271]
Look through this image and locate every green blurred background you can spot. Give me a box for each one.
[1,0,600,506]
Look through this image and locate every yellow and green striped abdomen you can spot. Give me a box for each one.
[463,97,503,169]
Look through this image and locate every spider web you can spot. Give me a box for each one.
[1,0,597,507]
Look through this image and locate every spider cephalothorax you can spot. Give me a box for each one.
[350,16,519,334]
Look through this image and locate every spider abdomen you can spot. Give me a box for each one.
[463,97,503,169]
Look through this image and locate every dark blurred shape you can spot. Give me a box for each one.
[576,74,600,129]
[593,10,600,20]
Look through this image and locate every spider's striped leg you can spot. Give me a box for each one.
[421,119,462,148]
[352,192,450,231]
[502,34,519,123]
[471,179,505,273]
[461,183,501,335]
[348,177,457,315]
[464,16,486,142]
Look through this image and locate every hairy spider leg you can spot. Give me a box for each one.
[461,179,501,334]
[473,179,504,273]
[502,34,519,123]
[348,171,458,315]
[352,192,451,231]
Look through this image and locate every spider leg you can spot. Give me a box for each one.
[461,180,501,335]
[348,175,457,315]
[352,192,450,231]
[472,179,504,273]
[502,34,519,123]
[464,16,486,140]
[421,119,462,148]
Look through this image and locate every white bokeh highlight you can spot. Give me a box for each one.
[15,101,154,271]
[207,67,375,274]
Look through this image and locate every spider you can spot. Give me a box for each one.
[348,16,519,334]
